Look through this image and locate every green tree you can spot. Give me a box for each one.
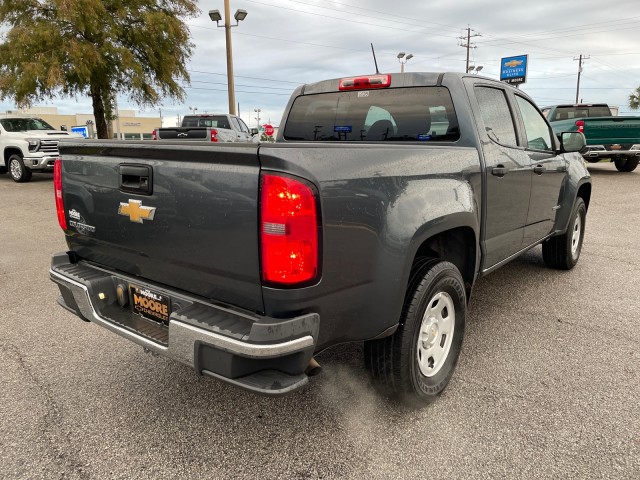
[0,0,198,138]
[630,87,640,111]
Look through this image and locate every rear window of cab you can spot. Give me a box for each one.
[283,87,460,142]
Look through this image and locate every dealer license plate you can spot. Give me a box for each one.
[129,285,171,324]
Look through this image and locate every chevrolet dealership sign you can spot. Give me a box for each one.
[500,55,528,85]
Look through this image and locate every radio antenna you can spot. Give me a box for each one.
[371,43,380,74]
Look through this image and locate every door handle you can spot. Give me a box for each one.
[533,165,544,174]
[491,166,508,177]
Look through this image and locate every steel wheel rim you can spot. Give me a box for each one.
[417,291,455,377]
[10,159,21,179]
[571,213,582,257]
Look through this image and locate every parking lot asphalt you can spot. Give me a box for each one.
[0,162,638,479]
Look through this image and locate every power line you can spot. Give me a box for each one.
[184,86,291,96]
[279,0,461,34]
[244,0,459,39]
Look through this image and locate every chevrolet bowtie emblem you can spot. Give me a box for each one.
[118,199,156,223]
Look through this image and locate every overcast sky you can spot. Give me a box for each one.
[2,0,639,127]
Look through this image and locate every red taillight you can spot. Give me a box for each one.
[576,120,585,133]
[339,74,391,90]
[211,128,218,142]
[152,129,157,140]
[260,173,319,286]
[53,158,67,230]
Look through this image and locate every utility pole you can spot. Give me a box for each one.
[459,26,481,73]
[574,54,590,104]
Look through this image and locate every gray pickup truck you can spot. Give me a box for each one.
[50,72,591,405]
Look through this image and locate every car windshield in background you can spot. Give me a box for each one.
[0,118,55,132]
[182,116,231,129]
[283,87,460,142]
[553,106,611,120]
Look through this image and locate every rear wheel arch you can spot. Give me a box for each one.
[411,226,477,299]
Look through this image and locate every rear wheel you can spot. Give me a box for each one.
[542,197,586,270]
[364,259,466,406]
[614,157,639,172]
[8,154,32,183]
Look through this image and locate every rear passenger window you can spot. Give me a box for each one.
[475,87,518,147]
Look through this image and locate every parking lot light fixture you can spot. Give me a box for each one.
[208,9,222,23]
[398,52,413,73]
[234,9,247,23]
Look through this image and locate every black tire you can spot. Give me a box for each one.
[584,158,601,164]
[8,154,32,183]
[614,157,639,172]
[364,259,466,406]
[542,197,586,270]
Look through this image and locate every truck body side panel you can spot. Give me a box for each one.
[258,143,482,349]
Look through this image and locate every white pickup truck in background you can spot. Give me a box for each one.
[153,114,258,143]
[0,117,83,182]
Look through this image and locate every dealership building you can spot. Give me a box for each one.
[0,107,161,139]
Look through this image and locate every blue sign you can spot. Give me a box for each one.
[500,55,528,85]
[334,125,353,133]
[71,125,89,138]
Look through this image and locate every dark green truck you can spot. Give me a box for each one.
[542,104,640,172]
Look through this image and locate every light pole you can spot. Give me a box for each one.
[189,106,198,114]
[209,5,248,116]
[254,108,261,128]
[397,52,413,73]
[468,65,483,74]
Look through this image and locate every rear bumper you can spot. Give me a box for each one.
[50,252,318,396]
[582,145,640,159]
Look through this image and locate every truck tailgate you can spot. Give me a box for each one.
[59,141,264,313]
[157,127,209,140]
[584,117,640,145]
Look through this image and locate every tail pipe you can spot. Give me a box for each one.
[306,357,322,377]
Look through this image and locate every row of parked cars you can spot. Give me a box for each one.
[0,113,268,183]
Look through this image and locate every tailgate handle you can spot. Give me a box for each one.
[119,164,153,195]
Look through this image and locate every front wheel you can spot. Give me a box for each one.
[8,154,32,183]
[542,197,586,270]
[364,259,466,406]
[614,157,639,172]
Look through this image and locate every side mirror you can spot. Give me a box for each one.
[250,128,259,136]
[560,131,586,153]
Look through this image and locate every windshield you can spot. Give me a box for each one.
[0,118,56,132]
[551,106,611,121]
[182,116,231,129]
[283,87,460,142]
